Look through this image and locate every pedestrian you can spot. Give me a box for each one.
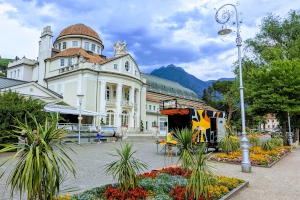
[18,130,28,144]
[166,131,174,157]
[112,128,116,142]
[97,129,102,144]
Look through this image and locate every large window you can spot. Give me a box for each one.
[60,59,65,66]
[97,46,100,54]
[121,111,128,125]
[106,110,115,126]
[114,64,118,69]
[62,42,67,49]
[91,44,96,52]
[106,86,110,100]
[58,43,61,51]
[84,42,90,50]
[68,58,72,66]
[125,90,129,101]
[72,41,78,47]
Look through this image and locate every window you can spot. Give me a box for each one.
[268,120,269,122]
[268,125,270,128]
[60,59,65,66]
[68,58,72,66]
[97,46,100,54]
[135,70,137,75]
[106,86,110,100]
[10,71,12,78]
[58,43,61,50]
[149,105,152,110]
[72,41,78,47]
[14,70,16,77]
[146,121,148,130]
[91,44,96,52]
[17,69,20,77]
[125,91,129,101]
[272,120,274,122]
[106,110,115,126]
[153,106,156,111]
[114,64,118,69]
[125,61,130,71]
[121,111,128,125]
[62,42,66,49]
[84,42,90,50]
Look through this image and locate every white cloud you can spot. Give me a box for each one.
[0,2,40,59]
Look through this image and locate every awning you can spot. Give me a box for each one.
[160,108,190,115]
[44,105,106,116]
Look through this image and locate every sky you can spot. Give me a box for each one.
[0,0,299,81]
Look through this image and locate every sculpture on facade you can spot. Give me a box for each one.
[114,40,127,56]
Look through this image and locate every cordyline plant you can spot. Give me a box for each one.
[0,112,77,200]
[173,128,194,171]
[219,128,241,155]
[103,143,148,192]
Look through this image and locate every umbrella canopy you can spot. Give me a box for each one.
[44,105,105,116]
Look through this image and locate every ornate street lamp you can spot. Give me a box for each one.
[215,2,251,172]
[77,94,84,144]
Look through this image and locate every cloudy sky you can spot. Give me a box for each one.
[0,0,299,81]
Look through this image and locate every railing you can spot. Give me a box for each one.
[106,99,117,105]
[56,123,116,133]
[121,101,133,107]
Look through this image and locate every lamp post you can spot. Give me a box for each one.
[215,2,251,172]
[77,94,84,144]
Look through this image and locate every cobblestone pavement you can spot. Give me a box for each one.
[1,138,300,200]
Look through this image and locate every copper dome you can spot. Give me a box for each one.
[58,24,101,41]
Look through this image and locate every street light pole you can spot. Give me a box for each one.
[77,94,84,144]
[215,2,251,172]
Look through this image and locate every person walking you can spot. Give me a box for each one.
[112,129,116,142]
[97,130,102,144]
[166,131,174,156]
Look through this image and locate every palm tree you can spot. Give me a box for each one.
[103,143,148,192]
[187,143,215,199]
[0,112,77,200]
[173,128,194,171]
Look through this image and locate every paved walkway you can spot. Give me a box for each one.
[0,137,299,199]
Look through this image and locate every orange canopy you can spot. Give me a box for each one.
[160,109,189,115]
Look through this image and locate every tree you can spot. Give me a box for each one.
[235,10,300,144]
[212,80,239,123]
[0,113,77,199]
[0,90,49,143]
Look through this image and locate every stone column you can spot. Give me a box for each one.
[116,83,123,128]
[136,89,141,130]
[100,81,106,119]
[130,87,135,129]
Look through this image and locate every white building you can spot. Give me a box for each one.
[5,24,207,134]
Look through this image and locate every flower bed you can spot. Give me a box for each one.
[209,146,290,167]
[60,167,245,200]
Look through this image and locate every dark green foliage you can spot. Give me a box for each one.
[0,58,13,74]
[0,90,49,144]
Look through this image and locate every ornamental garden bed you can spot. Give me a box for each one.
[58,167,247,200]
[209,146,291,167]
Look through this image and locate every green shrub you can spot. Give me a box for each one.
[219,132,240,155]
[261,140,276,151]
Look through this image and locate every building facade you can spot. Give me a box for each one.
[6,24,207,133]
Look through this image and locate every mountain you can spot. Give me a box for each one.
[150,64,234,97]
[205,77,235,86]
[0,57,13,76]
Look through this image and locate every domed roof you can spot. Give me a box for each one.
[58,23,101,41]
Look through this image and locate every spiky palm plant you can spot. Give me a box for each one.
[173,128,194,171]
[219,128,241,155]
[0,112,77,200]
[187,143,215,200]
[103,143,148,192]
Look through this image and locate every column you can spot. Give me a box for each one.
[136,89,141,129]
[100,81,106,118]
[116,83,122,127]
[130,87,135,129]
[77,73,82,106]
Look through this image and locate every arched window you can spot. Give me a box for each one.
[106,86,110,100]
[121,110,128,125]
[106,110,115,126]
